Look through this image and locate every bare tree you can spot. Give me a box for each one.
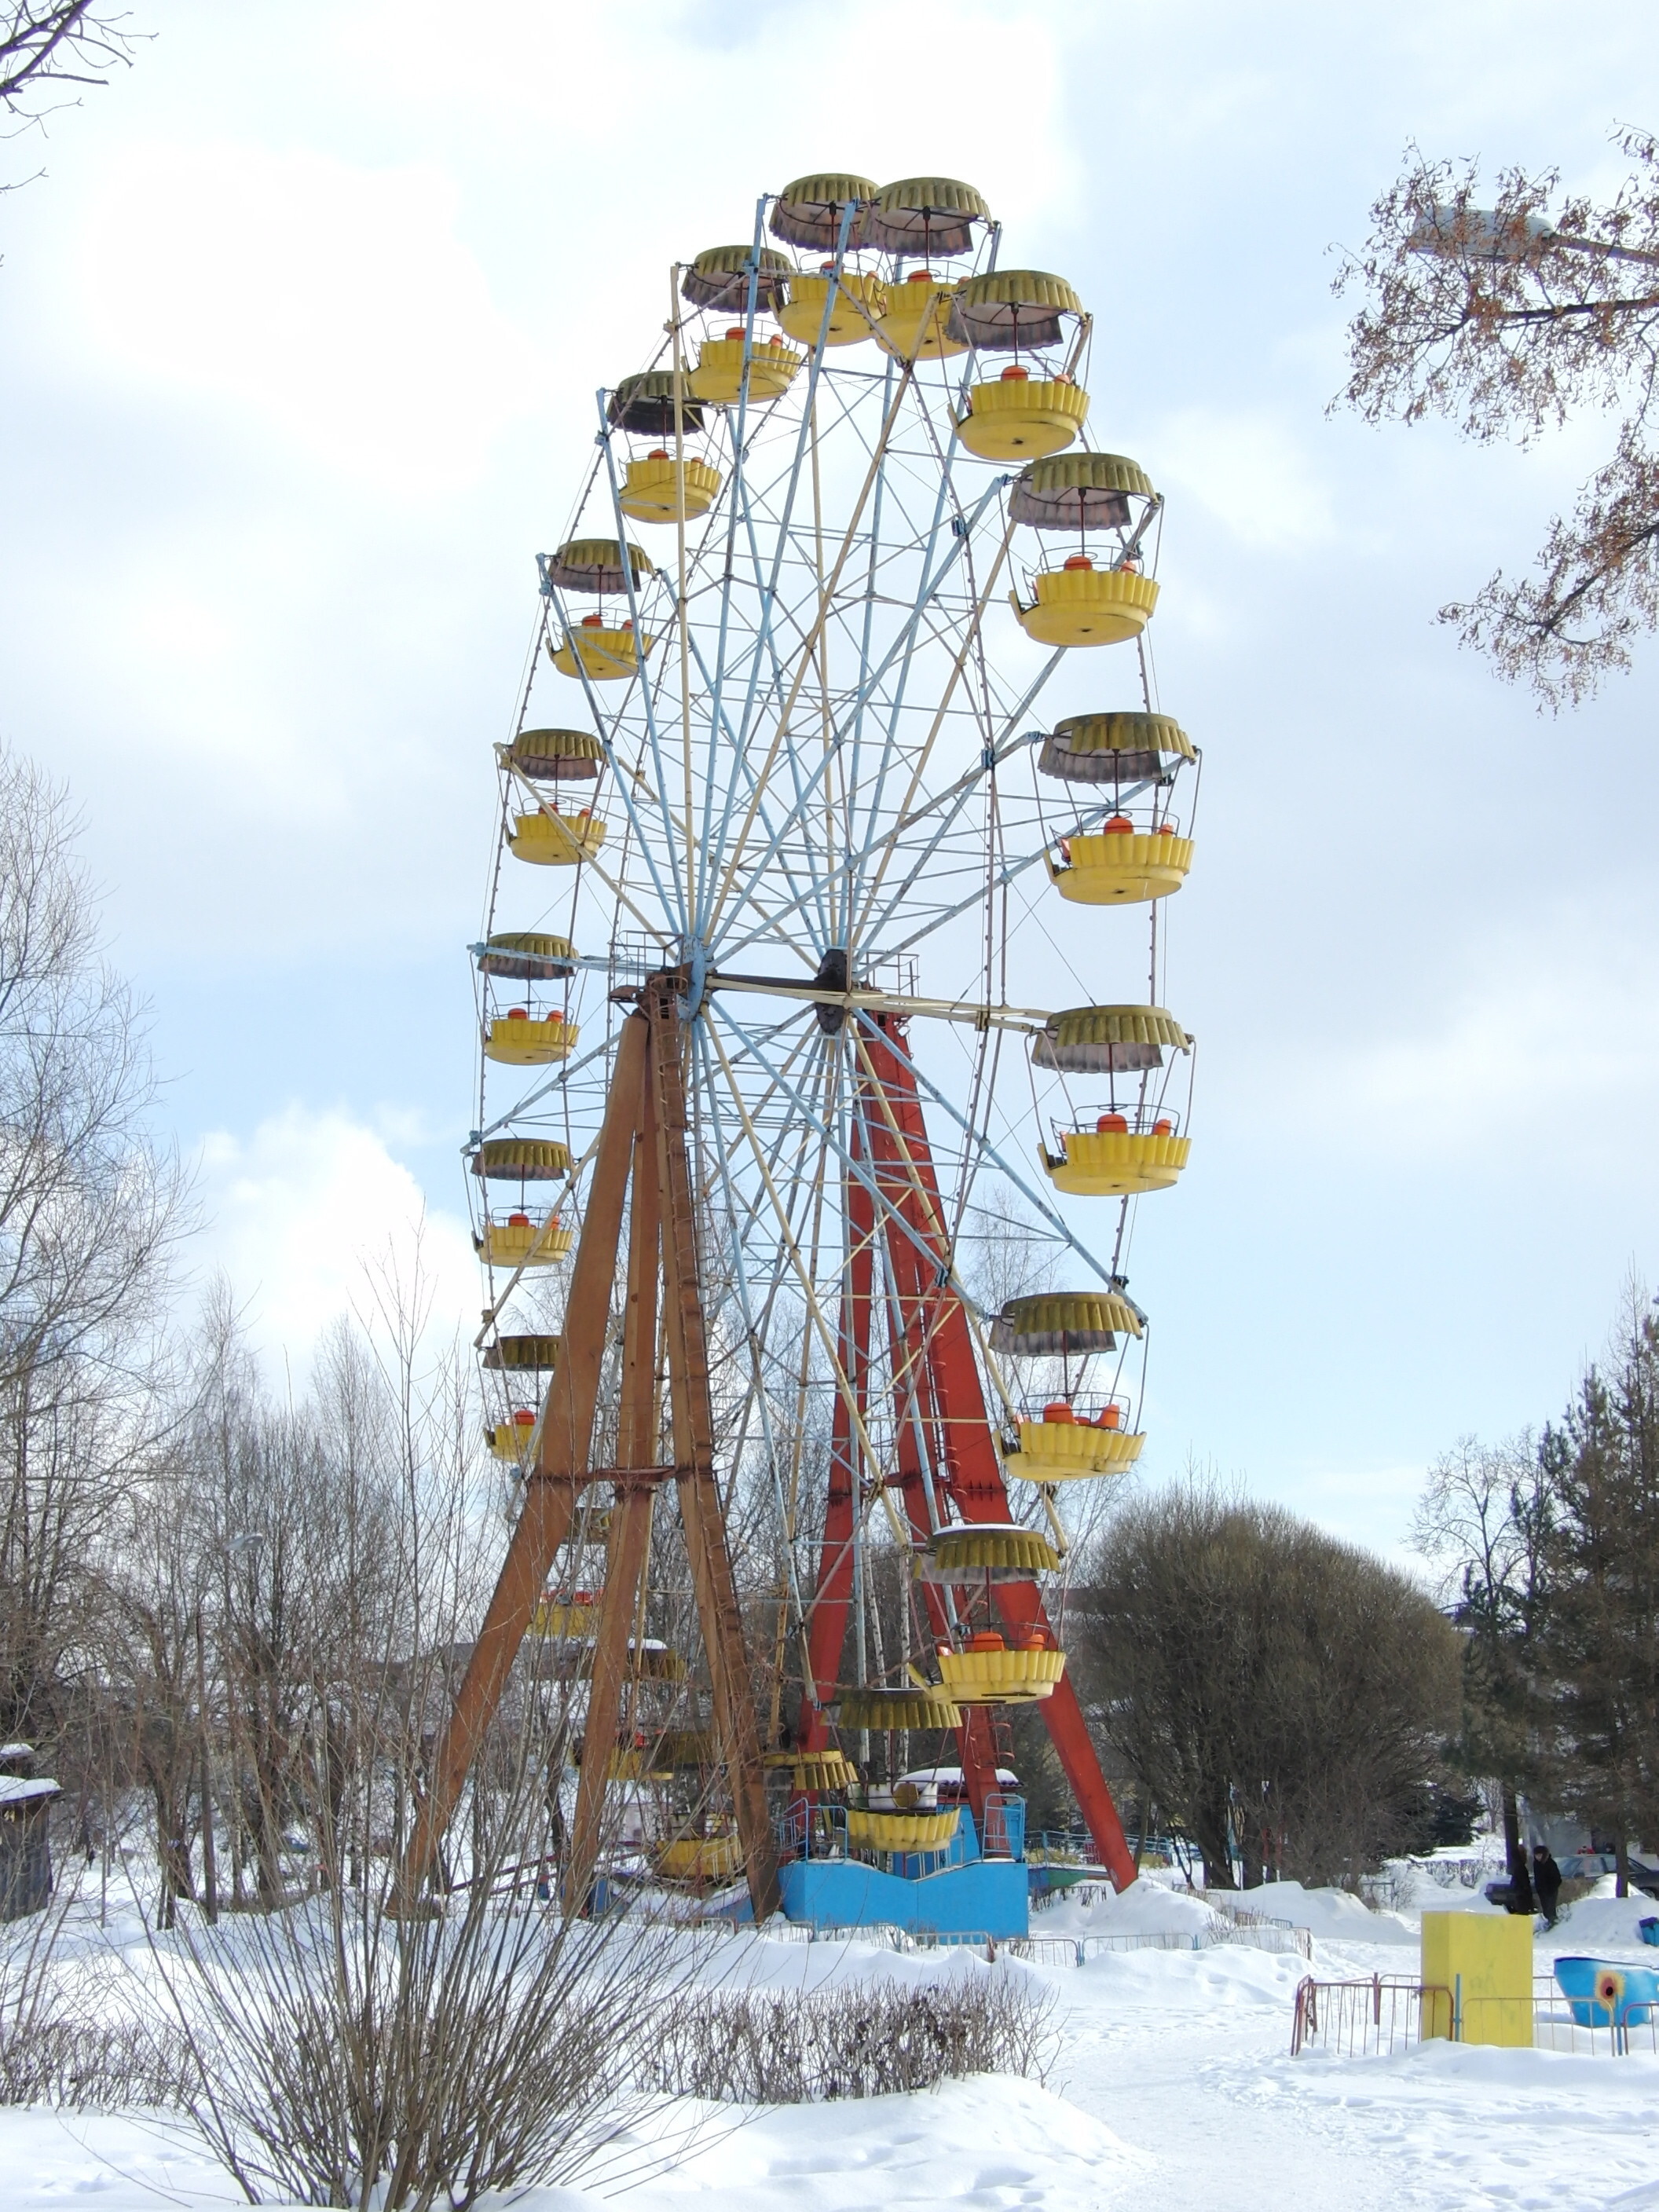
[1413,1433,1552,1906]
[1336,128,1659,707]
[0,749,190,1751]
[2,5,142,141]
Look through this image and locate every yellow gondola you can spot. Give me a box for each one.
[619,449,723,522]
[475,1210,575,1268]
[957,367,1089,460]
[1041,1117,1191,1196]
[482,1011,579,1065]
[950,271,1089,460]
[1009,454,1162,644]
[507,809,606,865]
[778,269,888,346]
[688,329,804,405]
[533,1592,599,1638]
[487,1409,537,1462]
[657,1835,742,1881]
[847,1807,959,1852]
[1049,820,1194,904]
[875,270,965,360]
[1012,555,1159,646]
[937,1634,1065,1704]
[607,368,722,522]
[1006,1405,1146,1479]
[549,621,652,682]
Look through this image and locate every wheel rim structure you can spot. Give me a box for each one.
[427,170,1203,1909]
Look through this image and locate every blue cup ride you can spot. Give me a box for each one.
[1554,1954,1659,2030]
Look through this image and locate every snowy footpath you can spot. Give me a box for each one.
[6,1868,1659,2212]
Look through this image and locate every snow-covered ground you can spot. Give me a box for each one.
[7,1863,1659,2212]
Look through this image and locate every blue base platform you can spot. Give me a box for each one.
[778,1851,1029,1936]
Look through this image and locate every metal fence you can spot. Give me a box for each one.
[1293,1975,1659,2058]
[679,1905,1313,1966]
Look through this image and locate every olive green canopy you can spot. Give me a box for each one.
[1010,452,1156,531]
[770,172,877,251]
[681,244,793,313]
[864,176,991,256]
[834,1685,964,1730]
[507,730,604,781]
[991,1290,1144,1353]
[546,539,653,594]
[1032,1005,1192,1073]
[474,932,578,980]
[949,269,1082,351]
[1038,712,1195,786]
[482,1333,562,1371]
[607,370,705,438]
[922,1524,1060,1580]
[470,1138,571,1183]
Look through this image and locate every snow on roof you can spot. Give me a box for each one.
[0,1778,58,1807]
[896,1764,1020,1789]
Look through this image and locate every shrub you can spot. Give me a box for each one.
[642,1972,1057,2103]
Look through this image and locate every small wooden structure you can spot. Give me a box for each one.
[0,1745,60,1920]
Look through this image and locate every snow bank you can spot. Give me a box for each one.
[1076,1939,1306,2010]
[570,2075,1143,2212]
[1542,1882,1659,1956]
[1035,1876,1218,1939]
[1246,1878,1415,1946]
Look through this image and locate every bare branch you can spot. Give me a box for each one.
[1336,127,1659,705]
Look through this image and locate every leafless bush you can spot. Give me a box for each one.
[0,2012,198,2107]
[156,1829,709,2209]
[0,1873,197,2108]
[642,1972,1058,2103]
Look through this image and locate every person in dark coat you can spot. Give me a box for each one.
[1532,1843,1563,1926]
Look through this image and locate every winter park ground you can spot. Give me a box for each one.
[5,1862,1657,2212]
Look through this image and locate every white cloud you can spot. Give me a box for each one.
[80,143,541,493]
[1273,903,1659,1173]
[1155,407,1338,552]
[196,1105,479,1370]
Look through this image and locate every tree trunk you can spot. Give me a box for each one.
[1617,1834,1630,1899]
[1500,1781,1531,1903]
[1195,1789,1236,1889]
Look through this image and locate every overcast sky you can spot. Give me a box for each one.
[3,0,1656,1560]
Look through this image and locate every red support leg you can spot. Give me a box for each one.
[856,1016,1137,1888]
[799,1119,874,1749]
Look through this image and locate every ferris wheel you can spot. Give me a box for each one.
[402,173,1199,1917]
